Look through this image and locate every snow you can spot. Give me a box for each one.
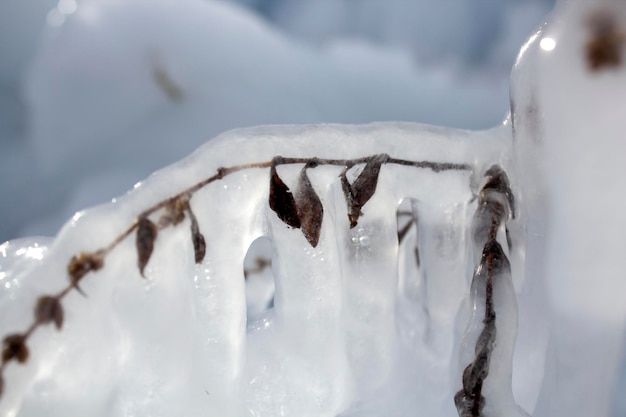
[1,0,626,416]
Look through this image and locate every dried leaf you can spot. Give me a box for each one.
[338,167,357,228]
[67,252,104,281]
[136,217,158,277]
[482,165,515,219]
[339,167,353,203]
[295,165,324,247]
[188,208,206,264]
[269,163,301,228]
[352,154,387,206]
[193,232,206,263]
[35,296,64,330]
[2,334,28,364]
[342,154,387,228]
[67,252,104,296]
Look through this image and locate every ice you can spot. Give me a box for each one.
[511,1,626,416]
[0,122,516,416]
[1,0,626,416]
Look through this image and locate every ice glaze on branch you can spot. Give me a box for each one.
[0,153,471,401]
[455,165,517,417]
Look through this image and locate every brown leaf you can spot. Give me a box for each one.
[482,165,515,219]
[193,232,206,263]
[269,162,301,228]
[2,334,28,364]
[295,165,324,247]
[67,252,104,296]
[339,167,352,202]
[340,167,359,228]
[342,154,387,228]
[35,296,64,330]
[67,252,104,281]
[188,208,206,264]
[352,154,387,207]
[136,217,158,277]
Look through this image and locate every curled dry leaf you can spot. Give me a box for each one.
[340,168,358,227]
[340,166,353,202]
[188,207,206,264]
[295,165,324,247]
[67,252,104,296]
[136,217,158,277]
[352,154,388,207]
[342,154,388,228]
[482,165,515,219]
[2,334,29,364]
[193,232,206,264]
[35,296,64,330]
[68,252,104,281]
[269,162,301,229]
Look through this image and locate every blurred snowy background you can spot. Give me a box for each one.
[0,0,555,243]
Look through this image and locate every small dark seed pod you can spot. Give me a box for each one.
[2,334,29,364]
[35,296,64,330]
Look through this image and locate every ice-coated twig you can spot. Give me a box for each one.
[0,153,470,400]
[454,165,517,417]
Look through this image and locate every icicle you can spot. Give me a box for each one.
[455,166,528,417]
[244,163,350,417]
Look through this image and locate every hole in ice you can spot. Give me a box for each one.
[396,199,423,302]
[243,237,275,321]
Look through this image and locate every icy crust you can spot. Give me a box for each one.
[511,1,626,416]
[0,122,519,416]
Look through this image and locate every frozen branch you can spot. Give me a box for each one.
[0,153,470,400]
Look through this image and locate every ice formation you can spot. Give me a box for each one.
[1,0,626,416]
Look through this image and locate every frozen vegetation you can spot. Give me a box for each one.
[1,0,626,416]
